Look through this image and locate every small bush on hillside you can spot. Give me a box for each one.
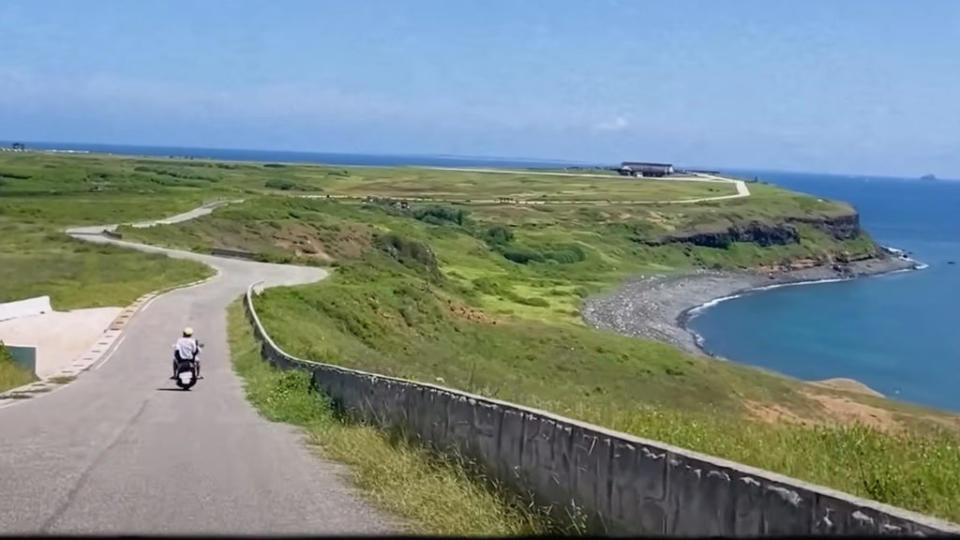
[472,277,508,296]
[413,205,467,227]
[500,247,543,264]
[514,296,549,307]
[264,178,317,191]
[374,233,439,272]
[498,244,586,265]
[481,225,514,246]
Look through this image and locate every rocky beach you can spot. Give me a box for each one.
[582,250,920,356]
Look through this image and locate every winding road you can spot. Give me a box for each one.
[0,212,397,534]
[0,170,750,534]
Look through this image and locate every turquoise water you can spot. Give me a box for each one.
[687,172,960,412]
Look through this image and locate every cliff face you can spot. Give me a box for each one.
[641,212,867,249]
[646,222,799,248]
[792,213,860,240]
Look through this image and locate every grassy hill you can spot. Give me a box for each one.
[4,151,960,523]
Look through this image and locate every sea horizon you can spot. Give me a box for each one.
[2,139,957,182]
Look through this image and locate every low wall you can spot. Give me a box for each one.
[210,247,259,260]
[0,296,52,322]
[243,283,960,536]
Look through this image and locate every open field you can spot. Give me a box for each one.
[6,152,960,523]
[319,167,737,202]
[0,153,219,308]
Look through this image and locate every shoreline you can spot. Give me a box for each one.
[582,250,922,361]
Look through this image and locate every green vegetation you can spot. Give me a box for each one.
[135,193,959,520]
[227,301,553,535]
[318,168,734,202]
[7,151,959,523]
[0,153,217,308]
[0,343,36,393]
[264,178,320,192]
[606,406,960,520]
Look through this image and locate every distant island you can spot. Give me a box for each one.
[921,174,937,181]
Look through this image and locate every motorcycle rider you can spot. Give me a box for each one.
[172,327,201,380]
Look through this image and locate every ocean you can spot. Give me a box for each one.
[1,141,595,170]
[687,171,960,412]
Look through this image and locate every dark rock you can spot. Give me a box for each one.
[645,221,800,248]
[790,213,862,240]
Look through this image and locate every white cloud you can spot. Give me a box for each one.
[593,116,629,132]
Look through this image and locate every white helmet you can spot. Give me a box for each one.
[183,327,194,337]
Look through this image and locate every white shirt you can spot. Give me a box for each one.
[174,337,199,360]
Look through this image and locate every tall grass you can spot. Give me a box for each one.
[227,302,555,535]
[572,404,960,521]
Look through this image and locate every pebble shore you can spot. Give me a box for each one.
[582,253,919,356]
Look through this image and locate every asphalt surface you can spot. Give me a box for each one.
[0,217,398,534]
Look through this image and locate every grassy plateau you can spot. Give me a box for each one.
[4,151,960,528]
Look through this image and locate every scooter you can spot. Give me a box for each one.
[174,342,204,390]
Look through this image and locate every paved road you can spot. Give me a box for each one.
[0,217,397,534]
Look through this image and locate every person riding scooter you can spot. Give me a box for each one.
[172,327,202,380]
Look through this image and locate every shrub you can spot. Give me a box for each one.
[500,247,543,264]
[498,244,586,265]
[515,296,549,307]
[481,225,514,246]
[374,234,439,272]
[264,178,318,192]
[413,205,467,227]
[472,277,507,296]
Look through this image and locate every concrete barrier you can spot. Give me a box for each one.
[210,247,259,260]
[0,296,52,322]
[243,283,960,536]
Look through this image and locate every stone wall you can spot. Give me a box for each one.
[243,283,960,536]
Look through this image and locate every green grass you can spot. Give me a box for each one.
[0,343,36,393]
[0,153,218,308]
[227,300,555,535]
[602,406,960,521]
[10,151,959,523]
[248,270,960,522]
[120,194,878,324]
[319,168,734,202]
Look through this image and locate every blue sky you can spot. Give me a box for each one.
[1,0,958,176]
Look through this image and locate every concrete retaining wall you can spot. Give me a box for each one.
[243,283,960,536]
[210,247,259,260]
[0,296,52,322]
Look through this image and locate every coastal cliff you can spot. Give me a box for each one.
[583,200,923,356]
[640,211,866,249]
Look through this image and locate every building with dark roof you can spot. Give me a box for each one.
[617,161,674,177]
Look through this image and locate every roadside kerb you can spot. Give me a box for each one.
[0,239,220,403]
